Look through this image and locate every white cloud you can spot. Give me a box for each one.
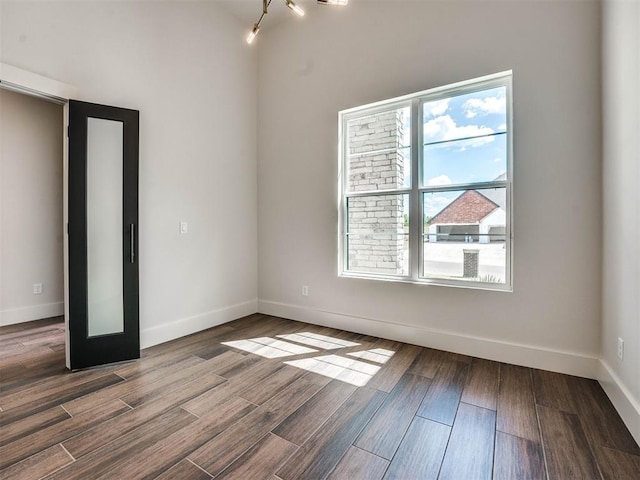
[464,96,506,119]
[424,115,494,146]
[492,157,503,163]
[424,99,450,118]
[498,123,507,131]
[424,195,452,217]
[427,174,453,186]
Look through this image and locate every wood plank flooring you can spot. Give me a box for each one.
[1,314,639,479]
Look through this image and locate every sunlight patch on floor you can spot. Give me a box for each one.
[283,348,396,386]
[223,333,395,386]
[248,337,317,355]
[284,356,378,387]
[347,348,395,364]
[221,338,316,358]
[276,332,359,350]
[311,354,381,375]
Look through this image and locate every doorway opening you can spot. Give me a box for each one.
[0,89,65,337]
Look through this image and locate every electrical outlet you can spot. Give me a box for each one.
[617,337,624,360]
[302,285,309,296]
[33,283,43,295]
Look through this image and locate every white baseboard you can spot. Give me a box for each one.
[0,302,64,326]
[258,300,599,379]
[597,360,640,445]
[140,299,258,349]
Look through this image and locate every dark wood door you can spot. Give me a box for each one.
[67,100,139,369]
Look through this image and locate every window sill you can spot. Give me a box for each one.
[339,272,513,292]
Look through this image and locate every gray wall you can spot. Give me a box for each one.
[601,0,640,435]
[1,1,258,344]
[257,1,602,371]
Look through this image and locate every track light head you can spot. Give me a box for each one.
[286,0,305,17]
[247,24,260,44]
[317,0,348,5]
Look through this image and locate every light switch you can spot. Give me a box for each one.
[180,221,188,234]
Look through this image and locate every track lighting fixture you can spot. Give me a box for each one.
[246,0,348,44]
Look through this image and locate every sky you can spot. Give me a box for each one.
[420,86,507,216]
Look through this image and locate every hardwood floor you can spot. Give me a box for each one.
[1,314,639,479]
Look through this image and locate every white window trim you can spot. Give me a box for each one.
[338,71,514,291]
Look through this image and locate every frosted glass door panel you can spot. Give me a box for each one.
[87,117,124,337]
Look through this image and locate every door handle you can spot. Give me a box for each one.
[130,224,135,263]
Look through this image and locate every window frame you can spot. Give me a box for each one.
[338,71,513,291]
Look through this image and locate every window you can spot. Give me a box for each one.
[338,71,512,290]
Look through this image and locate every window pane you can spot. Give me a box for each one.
[347,194,409,276]
[422,133,507,186]
[423,86,507,143]
[86,118,124,337]
[346,106,411,192]
[423,188,506,283]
